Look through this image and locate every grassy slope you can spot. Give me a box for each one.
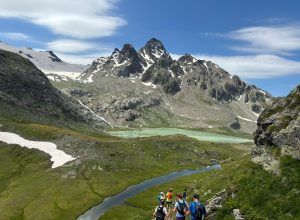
[0,116,241,220]
[101,148,300,220]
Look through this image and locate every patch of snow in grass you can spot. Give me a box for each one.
[0,132,75,168]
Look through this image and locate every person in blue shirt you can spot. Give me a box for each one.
[188,194,207,220]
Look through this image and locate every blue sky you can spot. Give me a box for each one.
[0,0,299,96]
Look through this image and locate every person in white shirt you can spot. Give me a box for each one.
[153,201,169,220]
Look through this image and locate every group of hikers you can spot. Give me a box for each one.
[153,188,207,220]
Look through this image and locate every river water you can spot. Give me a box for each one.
[77,164,221,220]
[78,128,250,219]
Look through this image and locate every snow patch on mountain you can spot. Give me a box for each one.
[142,82,157,88]
[237,115,257,123]
[0,41,88,82]
[203,62,209,72]
[77,100,111,125]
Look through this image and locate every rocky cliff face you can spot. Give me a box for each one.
[254,85,300,159]
[55,38,273,131]
[81,38,271,106]
[0,49,108,128]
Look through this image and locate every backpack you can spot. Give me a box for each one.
[166,192,173,200]
[177,201,187,215]
[195,202,204,220]
[156,206,165,220]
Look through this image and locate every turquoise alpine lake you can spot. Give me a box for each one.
[106,128,252,144]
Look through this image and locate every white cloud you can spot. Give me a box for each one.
[196,24,300,79]
[171,53,300,79]
[227,25,300,55]
[0,32,30,40]
[55,52,111,65]
[195,54,300,79]
[47,39,100,53]
[46,39,113,64]
[0,0,126,39]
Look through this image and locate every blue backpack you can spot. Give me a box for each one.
[194,202,205,220]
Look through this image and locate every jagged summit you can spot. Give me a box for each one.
[143,38,166,52]
[140,38,167,62]
[178,54,197,63]
[46,51,62,62]
[120,43,136,52]
[112,48,120,55]
[119,43,139,59]
[80,37,272,113]
[53,37,274,131]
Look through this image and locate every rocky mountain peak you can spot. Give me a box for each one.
[118,44,140,63]
[112,48,120,55]
[46,51,62,62]
[140,38,167,62]
[120,43,136,54]
[178,54,197,64]
[145,38,166,50]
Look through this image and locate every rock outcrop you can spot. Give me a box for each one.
[254,85,300,159]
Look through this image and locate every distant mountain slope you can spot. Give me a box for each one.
[0,41,88,82]
[254,85,300,158]
[65,38,272,132]
[0,49,108,128]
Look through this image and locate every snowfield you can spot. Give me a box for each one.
[0,132,75,168]
[0,42,87,82]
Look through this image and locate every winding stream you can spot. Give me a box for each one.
[77,164,221,220]
[78,128,249,219]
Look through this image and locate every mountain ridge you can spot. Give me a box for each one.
[0,41,88,82]
[0,49,108,128]
[56,38,273,132]
[0,38,273,132]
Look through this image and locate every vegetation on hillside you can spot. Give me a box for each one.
[0,116,240,219]
[102,148,300,220]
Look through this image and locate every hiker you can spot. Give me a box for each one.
[158,192,166,203]
[187,194,207,220]
[183,189,188,200]
[172,193,188,220]
[166,188,173,210]
[153,201,169,220]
